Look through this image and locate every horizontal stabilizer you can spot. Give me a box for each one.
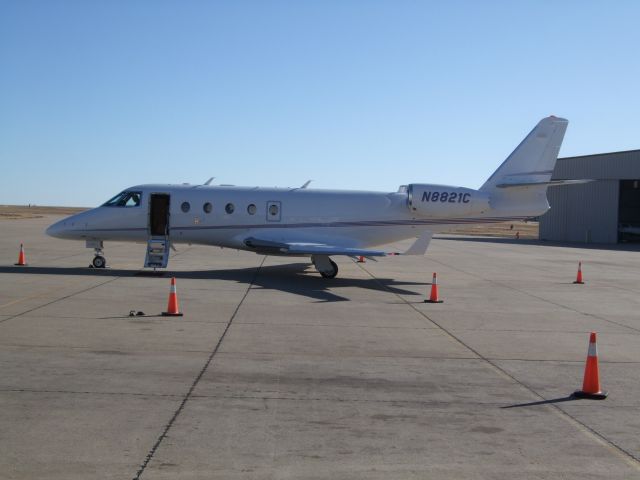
[496,179,593,189]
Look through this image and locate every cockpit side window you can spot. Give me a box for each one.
[102,191,142,207]
[125,193,141,207]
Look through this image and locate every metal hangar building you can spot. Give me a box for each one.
[540,149,640,244]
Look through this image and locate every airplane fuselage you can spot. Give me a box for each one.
[46,116,569,277]
[48,184,508,250]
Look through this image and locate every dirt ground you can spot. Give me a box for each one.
[441,220,538,239]
[0,205,538,238]
[0,205,87,220]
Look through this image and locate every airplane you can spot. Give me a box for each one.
[47,116,573,279]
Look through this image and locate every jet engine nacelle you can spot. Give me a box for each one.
[407,184,491,217]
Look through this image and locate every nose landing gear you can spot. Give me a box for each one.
[92,254,106,268]
[87,239,107,268]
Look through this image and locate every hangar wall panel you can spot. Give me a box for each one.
[541,181,619,243]
[553,150,640,180]
[540,150,640,244]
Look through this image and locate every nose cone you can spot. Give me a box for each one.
[46,218,67,239]
[46,209,99,240]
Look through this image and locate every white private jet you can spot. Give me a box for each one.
[47,116,572,278]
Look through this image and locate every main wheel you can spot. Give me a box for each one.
[92,255,106,268]
[319,260,338,279]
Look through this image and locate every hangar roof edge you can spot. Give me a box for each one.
[559,149,640,161]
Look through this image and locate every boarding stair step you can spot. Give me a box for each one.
[144,236,170,269]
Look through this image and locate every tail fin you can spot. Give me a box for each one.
[480,116,568,217]
[480,116,568,192]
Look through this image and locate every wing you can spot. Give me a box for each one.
[244,237,387,257]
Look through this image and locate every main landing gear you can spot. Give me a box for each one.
[87,240,107,268]
[311,255,338,279]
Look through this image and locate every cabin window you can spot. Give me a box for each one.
[225,203,235,214]
[102,191,142,207]
[269,204,279,216]
[247,204,256,215]
[181,202,191,213]
[203,202,212,214]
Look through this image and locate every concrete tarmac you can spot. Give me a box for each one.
[1,215,640,479]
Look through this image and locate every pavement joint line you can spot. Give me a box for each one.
[0,277,122,325]
[10,313,233,323]
[356,262,640,471]
[233,321,439,330]
[0,388,184,398]
[0,276,92,310]
[4,253,88,264]
[217,351,479,360]
[0,343,232,354]
[217,351,640,364]
[4,342,637,364]
[487,358,640,364]
[447,327,640,335]
[132,255,266,480]
[4,388,640,409]
[48,253,89,262]
[427,255,640,334]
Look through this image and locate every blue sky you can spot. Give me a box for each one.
[1,1,639,207]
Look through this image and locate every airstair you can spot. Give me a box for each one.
[145,236,170,268]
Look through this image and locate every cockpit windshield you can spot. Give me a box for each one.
[102,191,142,207]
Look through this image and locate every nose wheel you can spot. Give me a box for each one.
[92,255,106,268]
[87,240,107,268]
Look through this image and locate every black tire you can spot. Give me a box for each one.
[92,255,106,268]
[320,260,338,279]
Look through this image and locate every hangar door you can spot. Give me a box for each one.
[618,180,640,243]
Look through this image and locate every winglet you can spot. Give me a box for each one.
[300,180,312,189]
[204,177,215,185]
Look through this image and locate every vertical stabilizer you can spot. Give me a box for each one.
[480,116,568,192]
[480,116,568,217]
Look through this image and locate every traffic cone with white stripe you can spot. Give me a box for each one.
[15,244,27,266]
[162,277,183,316]
[574,332,607,399]
[573,261,584,284]
[424,272,443,303]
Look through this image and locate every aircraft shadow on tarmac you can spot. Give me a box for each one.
[0,263,426,303]
[439,235,640,251]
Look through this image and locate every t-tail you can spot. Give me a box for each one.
[479,115,569,217]
[406,116,571,221]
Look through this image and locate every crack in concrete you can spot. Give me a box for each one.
[132,256,265,480]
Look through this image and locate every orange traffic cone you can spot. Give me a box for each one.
[424,272,443,303]
[574,332,607,399]
[162,277,183,316]
[573,261,584,284]
[15,244,27,266]
[357,256,365,263]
